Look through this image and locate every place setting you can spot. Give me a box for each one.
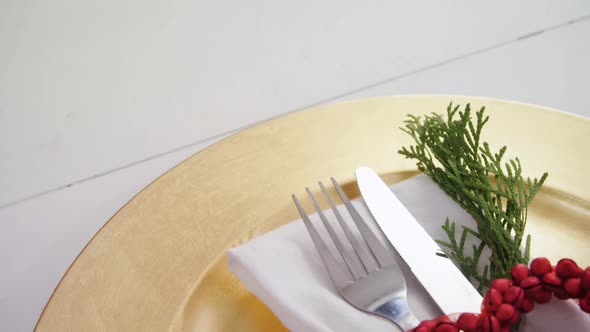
[35,96,590,331]
[226,103,590,331]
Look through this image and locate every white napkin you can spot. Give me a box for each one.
[227,175,590,331]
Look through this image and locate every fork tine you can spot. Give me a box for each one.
[318,182,377,274]
[306,187,364,279]
[330,177,394,268]
[292,194,353,288]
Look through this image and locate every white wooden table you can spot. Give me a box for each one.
[0,1,589,331]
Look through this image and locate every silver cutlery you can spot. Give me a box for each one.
[292,177,419,331]
[355,166,482,315]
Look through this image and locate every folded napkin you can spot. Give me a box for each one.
[227,175,590,331]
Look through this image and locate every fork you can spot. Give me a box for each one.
[292,177,420,331]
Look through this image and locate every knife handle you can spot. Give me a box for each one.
[373,297,420,331]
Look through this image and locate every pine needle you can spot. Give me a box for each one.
[399,103,548,292]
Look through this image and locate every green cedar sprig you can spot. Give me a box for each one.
[399,102,548,292]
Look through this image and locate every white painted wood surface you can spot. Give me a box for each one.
[0,1,588,331]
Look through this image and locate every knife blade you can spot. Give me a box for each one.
[355,166,482,315]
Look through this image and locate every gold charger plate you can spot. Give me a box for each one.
[36,96,589,331]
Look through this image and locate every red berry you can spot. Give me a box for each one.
[483,288,503,312]
[481,313,501,332]
[556,258,583,279]
[563,278,583,298]
[411,259,590,332]
[509,310,521,325]
[530,257,552,276]
[434,322,458,332]
[520,276,542,296]
[553,287,570,300]
[580,294,590,313]
[533,289,553,304]
[580,267,590,292]
[416,320,438,330]
[495,303,516,322]
[457,313,480,332]
[490,278,512,293]
[511,264,529,283]
[503,286,524,307]
[542,271,562,288]
[520,297,535,313]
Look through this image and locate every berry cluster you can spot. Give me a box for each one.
[410,257,590,332]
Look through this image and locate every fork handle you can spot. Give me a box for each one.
[374,297,420,331]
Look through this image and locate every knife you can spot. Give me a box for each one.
[355,166,482,315]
